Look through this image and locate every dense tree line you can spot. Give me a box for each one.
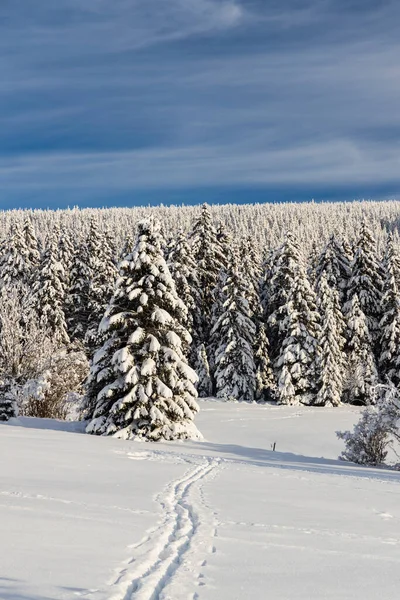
[1,202,400,440]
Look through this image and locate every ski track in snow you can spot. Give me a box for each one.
[105,457,221,600]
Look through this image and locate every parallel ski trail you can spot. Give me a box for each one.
[110,458,219,600]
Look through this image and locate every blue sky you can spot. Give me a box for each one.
[1,1,400,209]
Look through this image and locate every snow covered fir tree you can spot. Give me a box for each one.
[2,200,400,429]
[84,217,201,441]
[212,255,257,402]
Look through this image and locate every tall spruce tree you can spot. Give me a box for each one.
[316,234,352,304]
[194,343,213,398]
[345,222,383,349]
[379,235,400,387]
[210,222,233,329]
[66,241,91,341]
[275,261,320,405]
[189,204,225,345]
[267,231,303,362]
[239,236,262,317]
[316,273,347,406]
[307,241,319,286]
[66,219,116,347]
[254,321,275,401]
[85,217,201,441]
[0,382,17,421]
[345,293,378,405]
[239,237,275,401]
[86,223,117,346]
[0,221,31,288]
[29,237,69,346]
[22,217,40,276]
[212,257,256,402]
[166,229,201,352]
[58,230,75,287]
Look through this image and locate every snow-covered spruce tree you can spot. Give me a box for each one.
[239,238,275,401]
[0,221,30,288]
[194,343,213,397]
[210,222,233,326]
[29,237,69,346]
[66,218,116,348]
[345,222,383,349]
[58,230,75,287]
[85,223,118,347]
[315,273,347,406]
[205,222,233,370]
[239,236,262,317]
[0,381,18,421]
[344,293,378,405]
[337,384,400,466]
[378,234,400,386]
[254,320,276,401]
[212,256,256,402]
[66,241,91,341]
[22,217,40,275]
[85,217,201,441]
[166,229,201,353]
[316,234,352,305]
[119,234,135,262]
[189,204,225,345]
[275,261,321,405]
[307,241,319,286]
[267,231,303,362]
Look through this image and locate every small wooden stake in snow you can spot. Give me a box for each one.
[271,442,276,452]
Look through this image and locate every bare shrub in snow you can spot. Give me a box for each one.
[21,347,89,420]
[337,385,400,466]
[0,284,89,420]
[0,284,58,382]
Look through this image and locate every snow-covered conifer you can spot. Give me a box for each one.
[212,257,256,402]
[239,236,262,317]
[239,239,275,401]
[316,273,346,406]
[189,204,225,344]
[58,231,75,285]
[86,224,117,346]
[267,232,303,361]
[254,320,275,401]
[345,222,383,346]
[275,261,320,405]
[0,222,30,288]
[0,381,18,421]
[378,235,400,386]
[166,229,201,349]
[66,242,91,341]
[29,237,69,346]
[194,343,212,398]
[344,293,378,405]
[22,217,40,274]
[119,234,135,262]
[316,234,352,304]
[66,219,116,347]
[307,241,319,285]
[85,217,201,441]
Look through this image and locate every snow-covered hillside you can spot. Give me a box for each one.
[2,400,400,600]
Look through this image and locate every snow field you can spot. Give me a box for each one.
[2,401,400,599]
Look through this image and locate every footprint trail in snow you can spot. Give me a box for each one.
[107,457,220,600]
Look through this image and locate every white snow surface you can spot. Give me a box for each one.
[2,400,400,600]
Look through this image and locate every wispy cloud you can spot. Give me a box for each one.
[1,1,400,207]
[1,137,400,190]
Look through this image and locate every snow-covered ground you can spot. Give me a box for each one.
[2,400,400,600]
